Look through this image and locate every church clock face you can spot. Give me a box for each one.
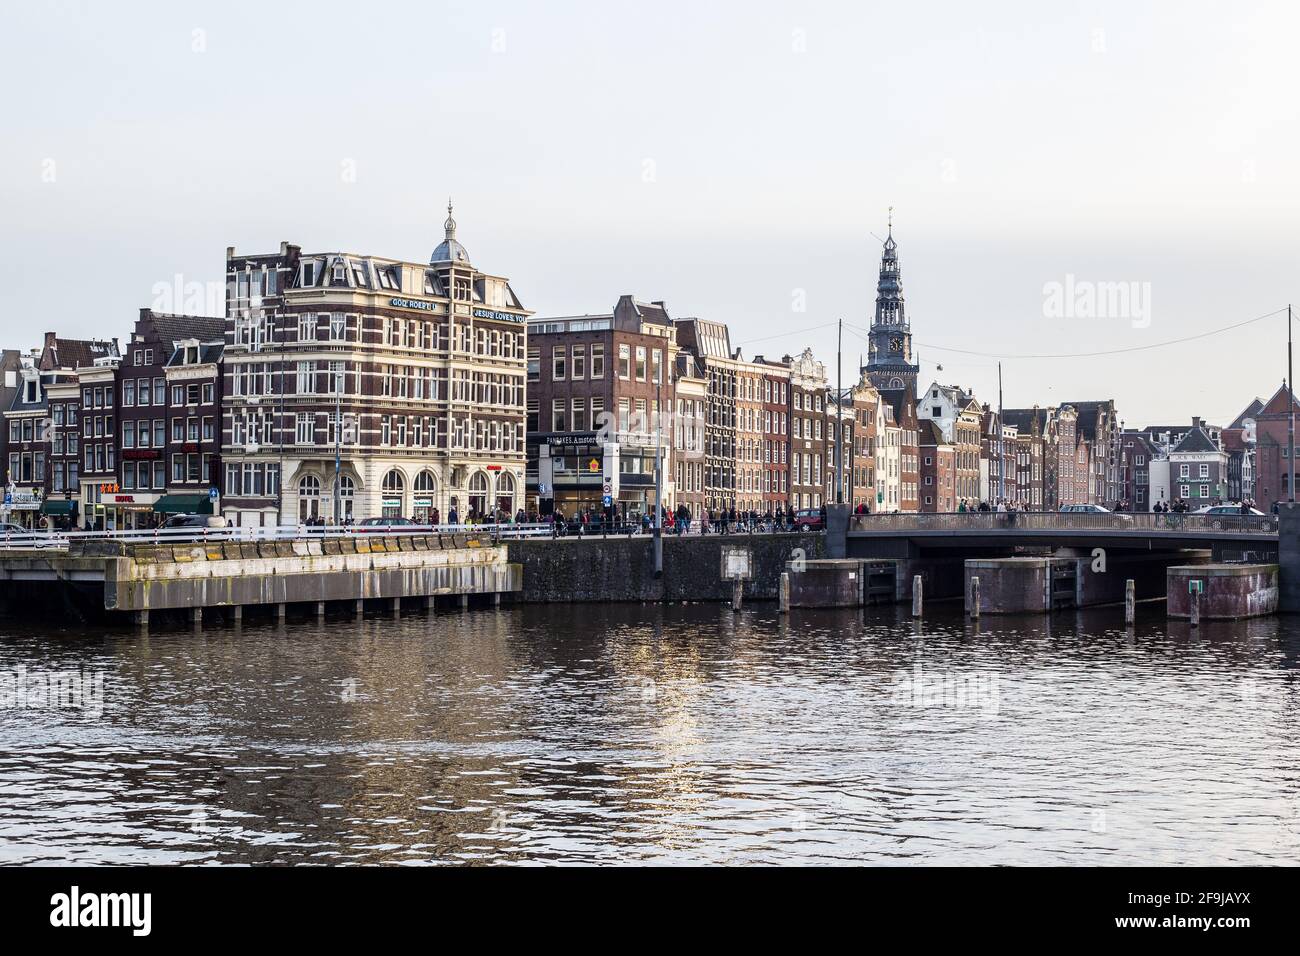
[889,337,902,353]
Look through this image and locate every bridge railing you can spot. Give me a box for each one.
[0,523,555,551]
[849,511,1279,535]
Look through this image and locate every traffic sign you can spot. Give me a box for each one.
[602,495,612,507]
[208,487,219,500]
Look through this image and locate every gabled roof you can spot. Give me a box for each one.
[878,388,915,426]
[919,420,948,447]
[1257,383,1300,418]
[1002,407,1048,436]
[40,333,118,372]
[1228,398,1264,429]
[150,312,224,346]
[1060,400,1115,440]
[1170,426,1220,455]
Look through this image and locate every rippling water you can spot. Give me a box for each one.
[1,601,1298,865]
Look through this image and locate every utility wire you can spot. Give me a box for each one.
[844,306,1287,360]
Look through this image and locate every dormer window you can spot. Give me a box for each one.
[332,259,347,283]
[351,262,369,287]
[301,261,316,287]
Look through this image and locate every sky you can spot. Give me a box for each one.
[1,0,1297,425]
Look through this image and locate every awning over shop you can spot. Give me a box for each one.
[40,499,78,516]
[152,494,213,515]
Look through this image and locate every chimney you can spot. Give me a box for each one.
[226,246,235,261]
[1192,416,1202,429]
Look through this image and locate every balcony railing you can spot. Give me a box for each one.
[849,511,1279,535]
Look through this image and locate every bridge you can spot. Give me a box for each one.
[847,512,1279,560]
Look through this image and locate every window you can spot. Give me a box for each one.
[154,379,166,405]
[619,344,630,379]
[552,346,566,380]
[635,346,647,381]
[552,399,565,432]
[591,344,604,378]
[296,414,315,445]
[1200,484,1209,498]
[572,398,587,432]
[571,344,585,379]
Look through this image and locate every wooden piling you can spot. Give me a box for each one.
[1125,579,1135,626]
[731,576,743,613]
[969,576,980,618]
[778,572,790,614]
[912,575,923,618]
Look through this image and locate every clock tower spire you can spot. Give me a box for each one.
[864,211,919,397]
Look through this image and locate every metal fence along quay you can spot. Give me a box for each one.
[849,511,1280,536]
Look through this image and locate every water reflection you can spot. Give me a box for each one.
[1,601,1298,864]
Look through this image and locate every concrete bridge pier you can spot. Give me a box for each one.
[1279,503,1300,612]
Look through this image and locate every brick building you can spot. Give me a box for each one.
[221,206,529,527]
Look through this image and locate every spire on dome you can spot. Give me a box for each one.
[444,198,457,241]
[431,197,471,266]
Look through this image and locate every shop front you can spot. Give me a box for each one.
[154,494,215,519]
[533,434,665,521]
[1,489,44,529]
[101,491,160,530]
[39,497,78,531]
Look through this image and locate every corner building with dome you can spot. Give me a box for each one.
[219,204,530,527]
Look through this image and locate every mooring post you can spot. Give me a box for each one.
[912,574,923,618]
[191,606,202,628]
[1190,588,1201,627]
[231,605,243,626]
[423,594,435,612]
[1125,578,1136,626]
[391,596,401,618]
[133,609,149,629]
[778,571,790,614]
[276,603,287,625]
[731,576,743,613]
[355,598,364,620]
[969,576,980,618]
[459,594,469,611]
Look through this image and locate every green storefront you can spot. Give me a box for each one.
[153,494,214,517]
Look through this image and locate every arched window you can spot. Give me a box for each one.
[412,471,437,523]
[381,469,404,520]
[496,472,515,516]
[298,475,320,522]
[338,475,355,521]
[468,471,489,518]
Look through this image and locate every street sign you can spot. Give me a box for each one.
[587,458,600,473]
[208,487,219,500]
[1188,579,1204,594]
[876,491,883,504]
[602,495,612,507]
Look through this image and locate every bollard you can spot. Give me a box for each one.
[732,576,743,613]
[969,576,980,618]
[912,575,923,618]
[779,572,790,614]
[191,606,202,628]
[1125,579,1135,626]
[355,598,364,620]
[1190,588,1200,627]
[276,603,287,625]
[316,601,326,621]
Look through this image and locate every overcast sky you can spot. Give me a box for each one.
[2,1,1297,425]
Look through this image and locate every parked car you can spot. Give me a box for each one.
[1194,504,1265,516]
[161,513,228,530]
[793,508,825,530]
[354,516,418,532]
[1058,503,1132,521]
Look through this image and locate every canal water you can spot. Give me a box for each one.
[1,602,1298,865]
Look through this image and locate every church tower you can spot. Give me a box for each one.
[864,211,919,397]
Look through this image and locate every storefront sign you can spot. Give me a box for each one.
[542,433,598,447]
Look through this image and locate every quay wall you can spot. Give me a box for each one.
[505,533,827,603]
